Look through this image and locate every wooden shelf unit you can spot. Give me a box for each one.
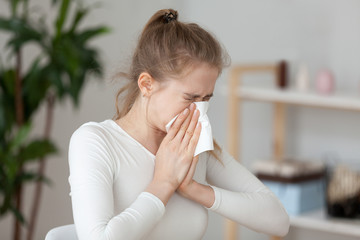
[237,87,360,111]
[290,208,360,238]
[225,64,360,240]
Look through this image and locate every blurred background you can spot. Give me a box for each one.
[0,0,360,240]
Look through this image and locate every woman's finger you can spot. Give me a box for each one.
[165,107,190,141]
[180,108,200,150]
[186,121,202,155]
[174,103,196,142]
[184,155,199,182]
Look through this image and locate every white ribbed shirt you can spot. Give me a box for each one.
[68,119,289,240]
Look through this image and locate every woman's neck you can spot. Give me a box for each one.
[115,99,166,156]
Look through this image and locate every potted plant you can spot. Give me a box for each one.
[0,0,110,239]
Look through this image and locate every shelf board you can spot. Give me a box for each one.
[290,208,360,237]
[235,87,360,111]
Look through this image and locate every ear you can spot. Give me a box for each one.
[138,72,155,97]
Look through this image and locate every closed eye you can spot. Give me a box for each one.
[183,93,214,102]
[185,97,212,102]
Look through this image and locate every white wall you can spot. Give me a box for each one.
[1,0,359,240]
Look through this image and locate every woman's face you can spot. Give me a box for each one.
[147,63,219,133]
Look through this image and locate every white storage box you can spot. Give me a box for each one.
[262,178,325,216]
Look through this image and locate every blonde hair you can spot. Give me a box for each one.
[113,9,230,161]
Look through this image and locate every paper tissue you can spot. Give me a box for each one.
[165,101,214,157]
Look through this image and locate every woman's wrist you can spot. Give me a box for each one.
[177,180,196,199]
[145,180,176,206]
[178,181,215,208]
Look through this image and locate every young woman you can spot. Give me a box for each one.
[68,9,289,240]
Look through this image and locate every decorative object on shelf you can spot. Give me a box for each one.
[296,64,310,92]
[315,69,335,95]
[253,159,326,215]
[326,164,360,219]
[277,60,288,89]
[253,158,325,182]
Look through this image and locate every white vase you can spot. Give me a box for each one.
[296,64,310,92]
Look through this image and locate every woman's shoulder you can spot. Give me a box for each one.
[68,120,122,165]
[69,119,136,151]
[69,119,123,147]
[68,120,121,176]
[71,120,109,138]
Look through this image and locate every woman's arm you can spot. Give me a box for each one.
[205,147,290,237]
[177,144,289,237]
[68,125,165,240]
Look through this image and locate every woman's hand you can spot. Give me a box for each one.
[176,155,215,208]
[145,102,202,205]
[177,155,199,197]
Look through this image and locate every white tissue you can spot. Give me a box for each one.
[165,101,214,157]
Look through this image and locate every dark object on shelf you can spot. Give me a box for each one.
[257,171,325,184]
[327,194,360,219]
[253,158,325,182]
[325,165,360,219]
[277,60,288,89]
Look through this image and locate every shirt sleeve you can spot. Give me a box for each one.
[68,124,165,240]
[205,145,290,237]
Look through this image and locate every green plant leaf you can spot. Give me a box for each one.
[9,205,25,224]
[51,0,59,6]
[8,29,42,52]
[18,139,57,163]
[22,58,51,116]
[0,68,17,139]
[2,69,16,95]
[11,0,22,16]
[69,6,89,33]
[55,0,70,38]
[45,65,66,99]
[16,171,46,183]
[1,154,18,182]
[0,17,44,52]
[8,122,31,151]
[0,17,12,31]
[0,193,12,216]
[76,26,110,44]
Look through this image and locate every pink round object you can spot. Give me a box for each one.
[316,69,334,95]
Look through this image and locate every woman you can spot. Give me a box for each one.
[68,9,289,240]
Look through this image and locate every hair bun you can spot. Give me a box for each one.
[163,10,178,23]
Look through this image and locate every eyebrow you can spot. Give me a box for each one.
[184,93,214,98]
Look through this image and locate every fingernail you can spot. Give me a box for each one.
[193,109,199,117]
[183,108,189,115]
[190,103,195,110]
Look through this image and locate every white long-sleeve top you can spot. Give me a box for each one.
[68,119,289,240]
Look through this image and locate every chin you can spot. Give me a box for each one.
[153,122,167,134]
